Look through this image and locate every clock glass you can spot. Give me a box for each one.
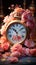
[6,22,27,44]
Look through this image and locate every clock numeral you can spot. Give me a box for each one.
[13,24,15,27]
[22,31,26,33]
[22,35,24,38]
[19,28,24,31]
[16,24,18,26]
[9,35,11,37]
[8,31,11,33]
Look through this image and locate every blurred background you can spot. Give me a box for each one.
[0,0,36,16]
[0,0,36,27]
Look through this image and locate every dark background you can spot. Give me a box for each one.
[0,0,36,27]
[2,0,36,15]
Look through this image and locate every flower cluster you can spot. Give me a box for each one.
[0,7,36,62]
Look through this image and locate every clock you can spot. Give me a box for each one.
[6,20,27,44]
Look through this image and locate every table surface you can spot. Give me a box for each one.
[0,57,36,65]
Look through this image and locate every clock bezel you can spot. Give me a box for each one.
[6,20,27,45]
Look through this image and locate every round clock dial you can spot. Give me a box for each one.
[6,21,27,44]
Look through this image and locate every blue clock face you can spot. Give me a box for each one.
[7,22,26,44]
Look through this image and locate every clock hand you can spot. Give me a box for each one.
[12,28,18,34]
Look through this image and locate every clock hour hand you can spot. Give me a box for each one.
[12,28,18,34]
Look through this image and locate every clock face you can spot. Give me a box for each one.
[6,22,27,44]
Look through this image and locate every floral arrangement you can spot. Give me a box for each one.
[0,6,36,62]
